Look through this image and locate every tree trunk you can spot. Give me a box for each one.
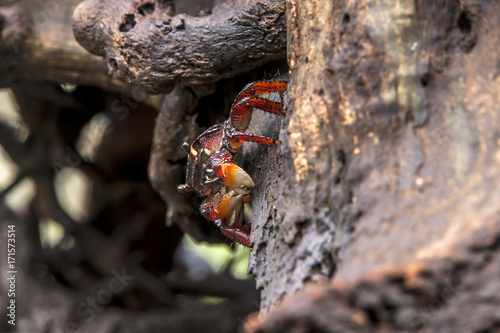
[245,0,500,331]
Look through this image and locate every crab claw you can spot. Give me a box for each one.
[221,162,255,194]
[209,151,255,194]
[200,189,243,221]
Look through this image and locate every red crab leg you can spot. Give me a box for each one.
[230,96,285,132]
[228,132,279,148]
[233,80,288,106]
[219,225,252,247]
[209,151,254,194]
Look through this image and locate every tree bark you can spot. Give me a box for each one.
[72,0,287,93]
[246,0,500,331]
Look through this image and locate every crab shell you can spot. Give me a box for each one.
[177,122,254,195]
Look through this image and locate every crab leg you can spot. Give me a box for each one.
[219,224,252,247]
[233,80,288,106]
[209,151,254,194]
[230,96,285,132]
[228,132,279,148]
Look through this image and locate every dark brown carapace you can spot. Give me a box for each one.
[177,80,288,247]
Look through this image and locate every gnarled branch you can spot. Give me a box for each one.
[73,0,286,93]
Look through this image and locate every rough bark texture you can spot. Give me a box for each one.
[72,0,287,93]
[246,232,500,332]
[246,0,500,330]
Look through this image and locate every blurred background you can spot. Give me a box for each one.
[0,82,259,333]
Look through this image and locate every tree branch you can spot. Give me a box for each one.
[0,0,126,91]
[72,0,287,93]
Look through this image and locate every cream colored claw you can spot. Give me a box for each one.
[222,163,255,194]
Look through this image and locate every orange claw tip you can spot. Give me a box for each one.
[189,146,198,157]
[222,163,254,194]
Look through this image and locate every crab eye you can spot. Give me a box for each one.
[182,142,190,153]
[189,146,198,157]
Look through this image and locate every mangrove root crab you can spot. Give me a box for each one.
[177,80,288,247]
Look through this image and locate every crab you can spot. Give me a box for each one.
[177,80,288,247]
